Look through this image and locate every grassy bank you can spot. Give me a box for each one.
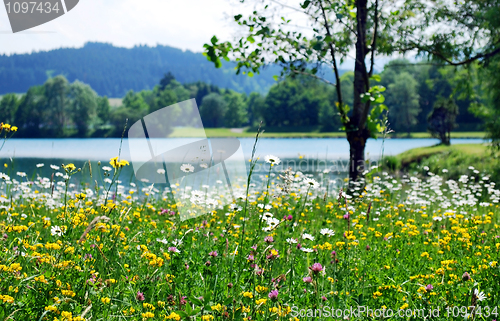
[386,143,499,180]
[172,127,485,139]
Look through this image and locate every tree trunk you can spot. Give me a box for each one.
[347,128,370,182]
[347,0,370,184]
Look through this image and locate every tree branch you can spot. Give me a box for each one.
[368,0,379,77]
[290,69,335,86]
[430,45,500,66]
[269,0,316,19]
[318,0,346,123]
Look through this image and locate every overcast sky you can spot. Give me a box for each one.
[0,0,243,55]
[0,0,407,70]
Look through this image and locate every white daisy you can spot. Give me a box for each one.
[267,217,280,226]
[301,248,314,253]
[156,238,168,244]
[320,228,335,237]
[474,289,486,301]
[172,239,183,246]
[286,238,298,244]
[36,163,45,168]
[16,172,26,177]
[200,163,208,169]
[265,155,281,165]
[157,168,166,174]
[50,165,60,170]
[303,178,320,189]
[102,166,113,172]
[262,212,274,218]
[51,225,64,237]
[302,233,315,241]
[180,164,195,173]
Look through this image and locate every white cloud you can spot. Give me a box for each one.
[0,0,239,55]
[0,0,414,71]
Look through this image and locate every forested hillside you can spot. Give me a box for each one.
[0,42,290,97]
[0,59,486,139]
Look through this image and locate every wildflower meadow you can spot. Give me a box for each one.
[0,123,499,320]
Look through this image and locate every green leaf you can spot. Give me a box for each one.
[185,303,193,315]
[361,93,371,103]
[203,291,212,304]
[234,14,242,21]
[176,311,188,318]
[247,36,255,44]
[247,72,254,77]
[210,36,219,45]
[300,0,311,9]
[189,296,203,307]
[374,95,385,103]
[192,308,201,316]
[336,13,343,19]
[370,74,381,82]
[273,75,279,81]
[349,11,356,18]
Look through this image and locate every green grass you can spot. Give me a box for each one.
[170,127,347,138]
[388,132,486,139]
[171,127,486,139]
[385,143,500,180]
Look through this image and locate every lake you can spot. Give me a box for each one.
[0,137,486,185]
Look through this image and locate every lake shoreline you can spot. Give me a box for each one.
[4,134,488,140]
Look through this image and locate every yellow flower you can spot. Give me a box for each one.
[201,315,214,321]
[142,311,155,318]
[101,297,111,304]
[64,163,77,172]
[60,311,73,320]
[45,305,58,312]
[255,285,268,293]
[242,291,253,299]
[61,289,76,297]
[165,312,181,320]
[110,157,129,169]
[211,303,222,312]
[76,193,86,200]
[256,298,267,305]
[0,295,14,303]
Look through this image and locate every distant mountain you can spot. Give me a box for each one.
[0,42,346,97]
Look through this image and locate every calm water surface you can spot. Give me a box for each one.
[0,137,486,183]
[0,137,486,161]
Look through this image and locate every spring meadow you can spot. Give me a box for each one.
[1,0,500,320]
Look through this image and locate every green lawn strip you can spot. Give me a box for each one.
[170,127,486,139]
